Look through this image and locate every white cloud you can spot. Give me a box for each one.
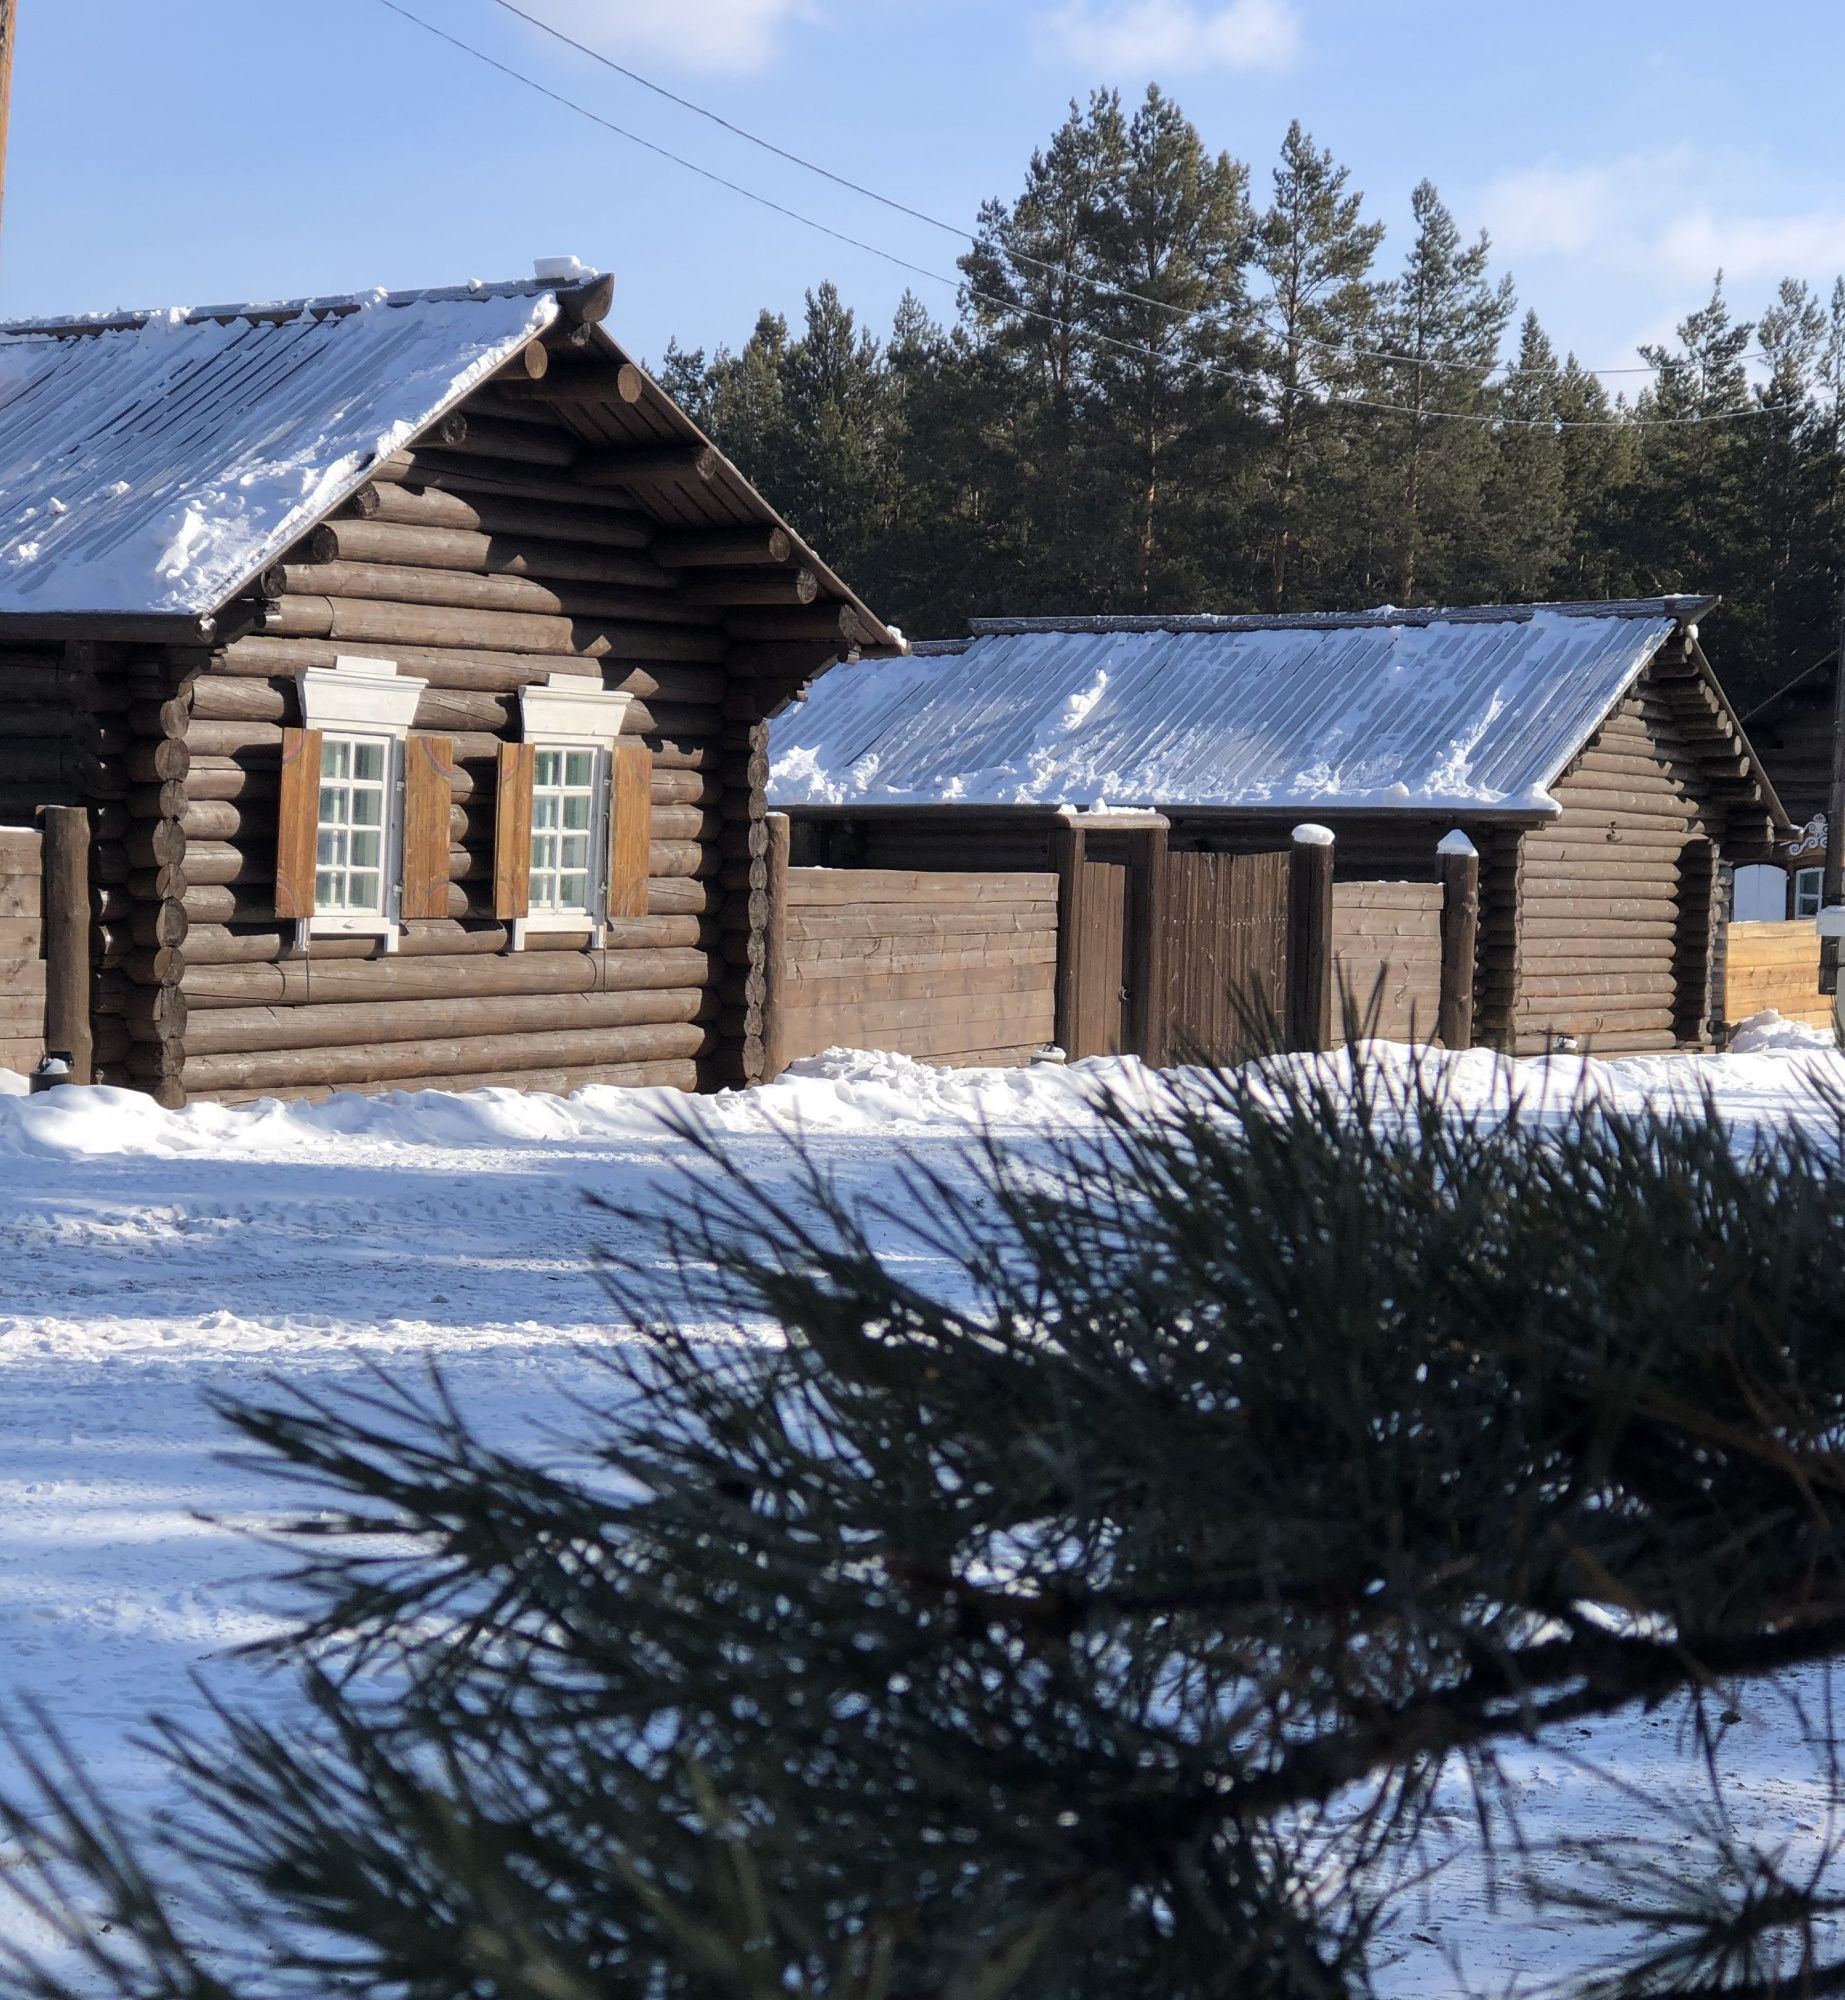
[526,0,819,75]
[1035,0,1302,75]
[1480,146,1845,286]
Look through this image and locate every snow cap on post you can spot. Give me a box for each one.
[1291,823,1336,848]
[1438,829,1478,857]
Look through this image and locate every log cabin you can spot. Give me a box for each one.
[0,266,902,1103]
[769,600,1788,1059]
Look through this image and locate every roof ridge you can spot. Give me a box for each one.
[966,597,1714,639]
[0,272,603,343]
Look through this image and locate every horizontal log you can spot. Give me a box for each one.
[266,562,697,623]
[188,984,709,1057]
[361,482,653,548]
[180,1020,713,1094]
[679,567,818,609]
[653,528,792,569]
[576,445,719,492]
[218,633,726,695]
[262,595,733,662]
[310,518,672,588]
[433,412,579,468]
[725,604,877,645]
[186,946,710,1010]
[493,362,644,406]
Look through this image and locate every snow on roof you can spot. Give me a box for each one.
[769,601,1710,817]
[0,279,563,623]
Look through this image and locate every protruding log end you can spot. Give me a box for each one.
[615,362,644,404]
[560,271,617,328]
[578,444,720,492]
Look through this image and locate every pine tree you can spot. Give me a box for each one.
[1476,310,1568,600]
[1368,180,1515,604]
[13,1061,1845,1996]
[1553,359,1634,601]
[1251,121,1384,610]
[959,92,1131,607]
[1622,276,1754,613]
[1082,85,1259,606]
[1738,279,1829,706]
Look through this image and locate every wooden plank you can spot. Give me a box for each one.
[493,741,534,922]
[274,726,321,922]
[607,741,653,923]
[787,905,1057,940]
[782,960,1054,1009]
[785,868,1056,908]
[402,735,457,923]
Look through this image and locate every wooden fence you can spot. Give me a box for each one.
[0,826,43,1076]
[1723,920,1833,1033]
[1331,880,1445,1040]
[764,842,1059,1073]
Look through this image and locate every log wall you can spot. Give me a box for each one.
[0,825,43,1075]
[1723,920,1834,1033]
[1513,672,1732,1056]
[1330,880,1443,1040]
[68,346,857,1103]
[772,866,1059,1070]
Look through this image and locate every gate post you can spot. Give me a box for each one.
[1126,820,1170,1067]
[1287,824,1335,1053]
[1438,830,1480,1051]
[40,805,92,1085]
[1050,814,1086,1057]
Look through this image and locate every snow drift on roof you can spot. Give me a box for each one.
[768,606,1690,816]
[0,287,558,620]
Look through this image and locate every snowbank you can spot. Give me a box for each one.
[1729,1006,1837,1054]
[0,1037,1840,1164]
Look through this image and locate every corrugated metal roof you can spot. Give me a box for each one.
[770,602,1709,817]
[0,282,562,622]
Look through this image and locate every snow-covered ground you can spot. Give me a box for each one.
[0,1027,1840,1992]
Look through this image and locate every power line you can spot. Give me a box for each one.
[370,0,1793,432]
[481,0,1754,390]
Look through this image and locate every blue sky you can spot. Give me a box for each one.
[10,0,1845,383]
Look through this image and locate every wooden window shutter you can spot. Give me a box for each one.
[402,735,456,922]
[275,726,323,921]
[607,741,653,922]
[494,741,536,921]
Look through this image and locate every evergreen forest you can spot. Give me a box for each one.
[657,88,1845,712]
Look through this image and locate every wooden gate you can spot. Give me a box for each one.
[1164,849,1290,1063]
[1070,852,1131,1056]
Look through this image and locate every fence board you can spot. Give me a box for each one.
[1331,879,1443,1040]
[1723,920,1832,1030]
[776,865,1060,1069]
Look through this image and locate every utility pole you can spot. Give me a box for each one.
[0,0,16,253]
[1820,572,1845,994]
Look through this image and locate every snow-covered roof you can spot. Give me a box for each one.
[0,278,569,626]
[770,600,1716,817]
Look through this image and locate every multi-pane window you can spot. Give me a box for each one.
[529,746,600,915]
[1796,866,1825,920]
[316,735,391,915]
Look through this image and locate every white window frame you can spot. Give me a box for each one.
[1795,865,1825,920]
[297,656,428,953]
[513,674,634,948]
